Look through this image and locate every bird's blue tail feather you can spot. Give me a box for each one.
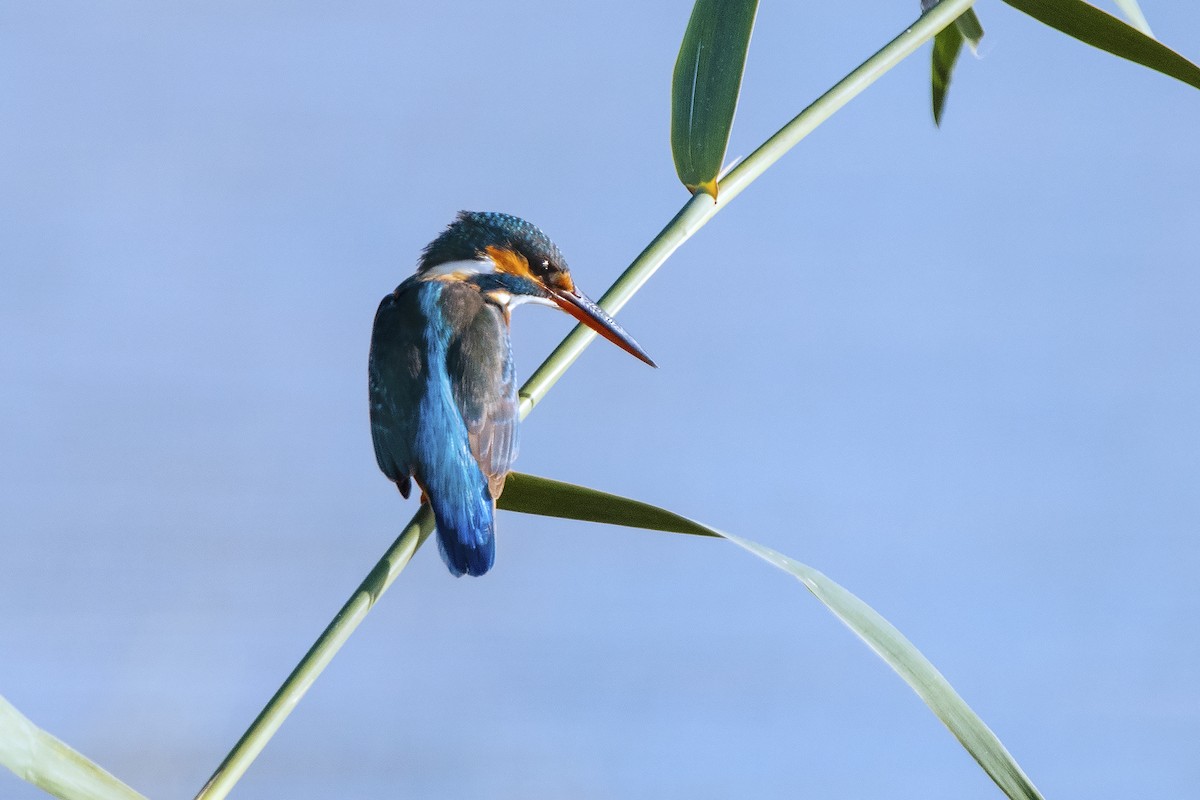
[428,480,495,577]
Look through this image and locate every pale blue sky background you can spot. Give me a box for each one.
[3,2,1199,798]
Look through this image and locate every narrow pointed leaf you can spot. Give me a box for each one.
[500,472,716,536]
[1,695,148,800]
[671,0,759,198]
[922,2,983,125]
[932,22,966,125]
[499,472,1046,800]
[1001,0,1200,90]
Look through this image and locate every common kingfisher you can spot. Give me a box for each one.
[369,211,654,577]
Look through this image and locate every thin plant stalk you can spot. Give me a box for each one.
[193,2,975,797]
[194,511,434,800]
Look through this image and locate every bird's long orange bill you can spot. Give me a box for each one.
[551,288,656,367]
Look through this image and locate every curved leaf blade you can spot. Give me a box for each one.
[1001,0,1200,90]
[932,21,966,126]
[718,532,1044,800]
[499,472,1045,800]
[1,694,148,800]
[922,2,983,126]
[671,0,759,198]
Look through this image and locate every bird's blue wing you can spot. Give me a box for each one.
[368,281,426,498]
[368,279,513,576]
[445,294,519,499]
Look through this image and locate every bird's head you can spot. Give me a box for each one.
[419,211,655,367]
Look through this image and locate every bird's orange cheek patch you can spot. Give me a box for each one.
[485,245,534,281]
[548,272,575,293]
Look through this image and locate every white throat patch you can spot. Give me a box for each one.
[484,291,557,312]
[419,258,495,280]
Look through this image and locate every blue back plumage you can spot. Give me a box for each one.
[413,283,496,576]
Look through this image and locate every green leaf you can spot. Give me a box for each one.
[499,472,715,536]
[932,22,966,126]
[923,3,983,126]
[499,472,1046,800]
[1001,0,1200,90]
[1,694,148,800]
[955,7,986,52]
[671,0,759,198]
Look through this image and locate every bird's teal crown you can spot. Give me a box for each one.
[418,211,568,274]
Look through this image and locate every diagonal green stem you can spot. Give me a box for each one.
[193,2,974,797]
[193,510,434,800]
